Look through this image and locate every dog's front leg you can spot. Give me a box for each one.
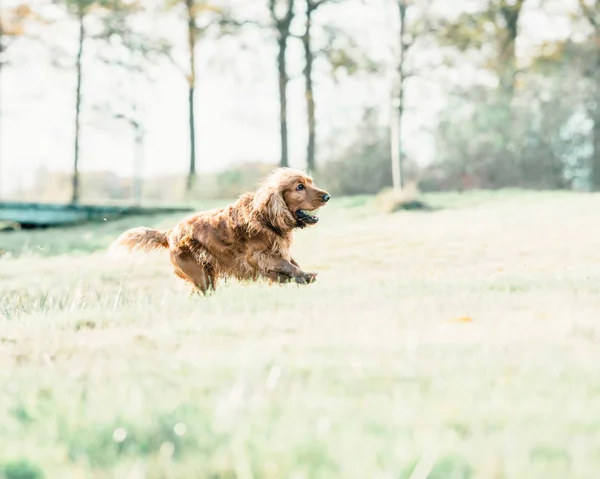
[248,251,317,284]
[287,257,316,283]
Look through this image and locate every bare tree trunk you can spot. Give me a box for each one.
[495,0,524,185]
[185,0,197,193]
[590,27,600,190]
[72,3,85,204]
[303,4,316,173]
[592,43,600,190]
[187,84,196,191]
[578,2,600,190]
[591,102,600,190]
[277,36,289,168]
[390,0,407,192]
[269,0,294,168]
[497,0,524,99]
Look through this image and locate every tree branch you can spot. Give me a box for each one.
[579,0,599,31]
[268,0,280,23]
[283,0,295,29]
[164,51,187,78]
[308,0,346,13]
[218,18,269,29]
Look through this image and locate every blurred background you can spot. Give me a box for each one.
[0,0,596,203]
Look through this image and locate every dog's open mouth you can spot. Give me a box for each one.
[296,209,319,225]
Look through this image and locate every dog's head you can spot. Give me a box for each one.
[252,168,331,234]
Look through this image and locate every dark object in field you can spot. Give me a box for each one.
[0,221,21,232]
[112,168,331,294]
[377,185,435,213]
[391,199,434,212]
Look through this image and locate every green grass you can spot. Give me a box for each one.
[2,190,600,478]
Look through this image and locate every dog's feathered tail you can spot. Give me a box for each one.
[111,227,170,253]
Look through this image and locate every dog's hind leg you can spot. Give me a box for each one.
[170,251,216,294]
[172,268,198,295]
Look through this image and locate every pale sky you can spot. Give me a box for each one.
[0,0,579,194]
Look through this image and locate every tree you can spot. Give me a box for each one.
[166,0,223,194]
[429,0,596,192]
[300,0,350,174]
[72,0,85,204]
[60,0,102,204]
[390,0,410,192]
[184,0,198,193]
[578,0,600,189]
[222,0,371,173]
[301,0,381,175]
[55,0,146,204]
[95,1,165,205]
[437,0,526,98]
[266,0,295,168]
[496,0,525,97]
[432,0,527,190]
[390,0,434,192]
[302,0,318,173]
[116,107,145,205]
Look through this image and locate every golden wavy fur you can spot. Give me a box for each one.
[112,168,331,293]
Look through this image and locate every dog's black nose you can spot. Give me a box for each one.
[322,193,331,202]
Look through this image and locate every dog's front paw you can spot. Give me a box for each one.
[294,272,318,285]
[305,272,318,284]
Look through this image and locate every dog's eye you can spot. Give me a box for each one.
[296,184,305,191]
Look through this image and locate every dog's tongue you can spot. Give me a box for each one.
[297,210,319,223]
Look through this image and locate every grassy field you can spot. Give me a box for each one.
[1,190,600,479]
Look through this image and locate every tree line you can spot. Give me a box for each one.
[2,0,600,202]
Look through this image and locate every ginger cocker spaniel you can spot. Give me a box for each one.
[112,168,331,293]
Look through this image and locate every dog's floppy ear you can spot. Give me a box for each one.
[252,185,294,234]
